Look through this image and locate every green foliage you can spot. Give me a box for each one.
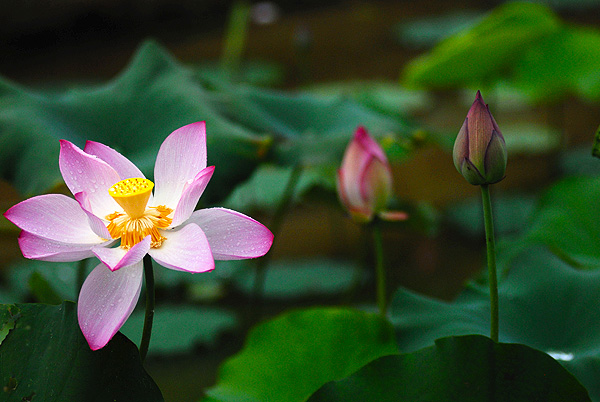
[446,193,537,238]
[0,40,269,199]
[0,302,163,401]
[223,164,336,213]
[401,1,600,103]
[393,11,483,49]
[390,247,600,399]
[196,61,285,87]
[592,125,600,159]
[309,335,590,402]
[402,2,560,89]
[0,40,420,205]
[230,259,363,299]
[204,308,398,402]
[120,305,238,356]
[500,176,600,269]
[204,79,417,167]
[27,271,63,305]
[305,81,431,117]
[6,259,90,303]
[511,26,600,102]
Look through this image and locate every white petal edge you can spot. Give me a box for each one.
[84,141,145,180]
[78,261,144,350]
[59,140,121,218]
[148,223,214,273]
[170,166,215,227]
[186,207,274,260]
[92,236,151,272]
[153,122,207,209]
[4,194,104,244]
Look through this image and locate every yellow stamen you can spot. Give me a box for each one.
[106,178,173,249]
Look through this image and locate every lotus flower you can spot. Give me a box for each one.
[453,91,507,186]
[5,122,273,350]
[337,126,407,223]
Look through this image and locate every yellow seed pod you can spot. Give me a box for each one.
[109,178,154,219]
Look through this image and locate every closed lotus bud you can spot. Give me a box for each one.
[337,126,398,223]
[453,91,507,186]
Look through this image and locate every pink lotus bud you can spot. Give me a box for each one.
[337,127,406,223]
[453,91,507,186]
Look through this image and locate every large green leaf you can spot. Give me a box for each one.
[389,247,600,400]
[204,308,398,402]
[402,2,560,89]
[512,26,600,102]
[0,40,269,199]
[500,176,600,269]
[309,335,590,401]
[0,301,163,401]
[203,79,418,167]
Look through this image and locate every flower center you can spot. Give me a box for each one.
[106,178,173,249]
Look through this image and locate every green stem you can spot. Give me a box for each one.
[252,165,303,308]
[372,221,387,317]
[481,184,499,342]
[221,1,251,80]
[139,254,155,362]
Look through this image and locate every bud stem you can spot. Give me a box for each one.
[139,254,155,363]
[372,220,387,317]
[480,184,499,342]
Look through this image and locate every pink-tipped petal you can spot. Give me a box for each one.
[186,208,274,260]
[92,236,150,272]
[354,126,388,162]
[84,141,145,180]
[153,122,207,209]
[148,223,214,273]
[4,194,103,244]
[78,261,143,350]
[74,192,112,240]
[339,133,377,213]
[18,231,111,262]
[59,140,121,218]
[171,166,215,227]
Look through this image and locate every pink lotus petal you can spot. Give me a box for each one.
[153,122,207,209]
[378,210,409,222]
[92,236,151,272]
[359,157,392,211]
[18,231,111,262]
[4,194,103,244]
[186,208,273,260]
[171,166,215,227]
[78,261,143,350]
[59,140,121,218]
[148,223,214,273]
[84,141,145,180]
[74,192,112,240]
[339,140,374,212]
[354,126,388,162]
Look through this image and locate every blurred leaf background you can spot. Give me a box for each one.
[2,0,600,401]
